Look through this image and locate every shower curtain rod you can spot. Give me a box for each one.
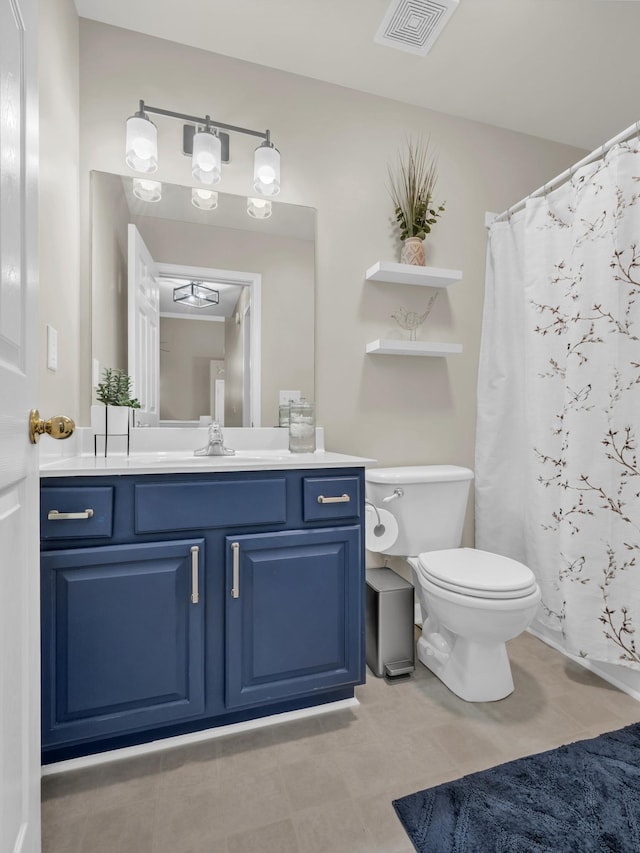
[493,118,640,223]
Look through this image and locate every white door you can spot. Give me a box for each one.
[128,225,160,426]
[1,0,42,851]
[242,305,251,427]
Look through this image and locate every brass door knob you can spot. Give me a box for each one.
[29,409,75,444]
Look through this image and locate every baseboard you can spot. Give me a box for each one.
[41,696,359,777]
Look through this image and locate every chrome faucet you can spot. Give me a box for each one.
[194,422,235,457]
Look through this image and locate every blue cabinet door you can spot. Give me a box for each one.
[41,539,205,748]
[225,526,363,709]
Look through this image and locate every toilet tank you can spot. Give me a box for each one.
[365,465,474,557]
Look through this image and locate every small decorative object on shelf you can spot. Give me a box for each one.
[91,368,141,456]
[388,136,445,266]
[392,294,438,341]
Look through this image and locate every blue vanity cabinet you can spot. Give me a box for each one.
[40,539,205,749]
[225,526,362,709]
[40,466,365,762]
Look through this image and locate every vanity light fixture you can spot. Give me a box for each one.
[133,178,162,203]
[191,188,218,210]
[247,197,272,220]
[253,135,281,196]
[192,122,221,185]
[125,100,280,195]
[125,105,158,174]
[173,281,220,309]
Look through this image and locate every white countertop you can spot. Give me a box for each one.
[40,449,374,477]
[39,427,375,477]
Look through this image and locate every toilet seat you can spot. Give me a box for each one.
[417,547,538,600]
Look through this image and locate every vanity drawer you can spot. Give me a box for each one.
[41,487,114,540]
[135,478,287,533]
[302,476,361,522]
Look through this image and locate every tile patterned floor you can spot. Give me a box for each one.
[41,632,640,853]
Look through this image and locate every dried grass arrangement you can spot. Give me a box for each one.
[388,137,446,242]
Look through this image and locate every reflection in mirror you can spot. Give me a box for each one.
[90,172,315,427]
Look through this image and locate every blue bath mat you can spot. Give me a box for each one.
[393,722,640,852]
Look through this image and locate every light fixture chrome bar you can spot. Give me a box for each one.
[139,100,269,141]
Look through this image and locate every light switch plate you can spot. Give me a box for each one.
[279,390,301,405]
[46,325,58,371]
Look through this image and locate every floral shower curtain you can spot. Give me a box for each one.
[476,142,640,668]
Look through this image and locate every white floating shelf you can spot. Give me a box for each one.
[365,261,462,288]
[366,340,463,357]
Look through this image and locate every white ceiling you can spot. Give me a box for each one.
[75,0,640,151]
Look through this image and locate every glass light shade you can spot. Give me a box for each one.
[253,143,280,196]
[173,281,220,309]
[247,197,272,220]
[133,178,162,203]
[192,130,221,185]
[125,114,158,174]
[191,188,218,210]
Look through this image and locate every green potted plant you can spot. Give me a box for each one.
[388,137,445,266]
[91,368,141,436]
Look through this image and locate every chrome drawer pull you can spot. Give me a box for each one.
[231,542,240,599]
[317,494,350,504]
[191,545,199,604]
[47,509,94,521]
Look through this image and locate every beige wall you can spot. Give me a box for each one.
[39,0,80,418]
[74,19,585,544]
[159,317,225,421]
[91,173,128,378]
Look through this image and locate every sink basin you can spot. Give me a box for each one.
[127,450,297,466]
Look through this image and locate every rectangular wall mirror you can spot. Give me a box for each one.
[90,171,316,427]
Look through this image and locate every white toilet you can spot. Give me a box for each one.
[365,465,541,702]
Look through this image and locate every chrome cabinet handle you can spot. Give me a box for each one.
[191,545,199,604]
[317,494,350,504]
[231,542,240,599]
[47,509,94,521]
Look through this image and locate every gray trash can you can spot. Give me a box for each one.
[365,567,415,678]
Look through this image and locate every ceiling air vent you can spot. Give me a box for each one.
[374,0,459,56]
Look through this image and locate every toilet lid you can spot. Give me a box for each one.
[417,548,538,600]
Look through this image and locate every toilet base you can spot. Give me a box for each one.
[417,631,514,702]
